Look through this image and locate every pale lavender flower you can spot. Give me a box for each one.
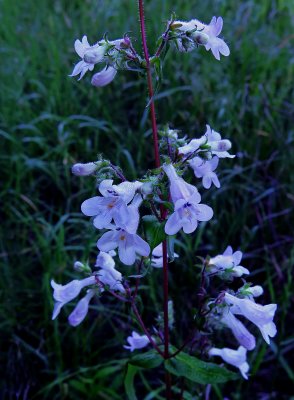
[68,289,95,327]
[221,309,256,350]
[97,227,150,266]
[72,162,98,176]
[69,36,107,80]
[209,346,249,379]
[224,293,277,344]
[95,251,116,270]
[178,125,234,159]
[163,163,213,235]
[208,246,249,278]
[172,16,230,60]
[51,276,96,320]
[123,331,150,352]
[81,179,142,233]
[91,66,117,87]
[188,156,220,189]
[151,243,179,268]
[95,251,125,293]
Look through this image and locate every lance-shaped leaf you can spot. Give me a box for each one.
[142,215,166,251]
[165,351,238,384]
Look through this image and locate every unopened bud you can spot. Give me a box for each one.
[72,162,98,176]
[74,261,92,273]
[140,182,153,196]
[248,286,264,298]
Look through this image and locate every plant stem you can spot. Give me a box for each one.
[138,1,171,398]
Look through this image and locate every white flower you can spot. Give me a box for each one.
[68,289,95,327]
[172,16,230,60]
[69,36,107,80]
[208,246,249,278]
[72,162,98,176]
[178,125,234,159]
[97,227,150,266]
[81,179,142,233]
[151,243,179,268]
[123,331,150,352]
[163,164,213,235]
[188,156,220,189]
[221,309,256,350]
[91,66,118,87]
[51,276,96,320]
[209,346,249,379]
[224,293,277,344]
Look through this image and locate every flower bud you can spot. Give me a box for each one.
[72,162,98,176]
[140,182,153,195]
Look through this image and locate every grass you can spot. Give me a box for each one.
[0,0,293,398]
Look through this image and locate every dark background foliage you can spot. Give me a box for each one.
[0,0,293,398]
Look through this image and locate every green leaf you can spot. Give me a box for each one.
[124,350,164,400]
[142,215,166,250]
[130,349,163,369]
[165,352,238,385]
[125,364,139,400]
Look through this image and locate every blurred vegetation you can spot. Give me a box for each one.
[0,0,293,398]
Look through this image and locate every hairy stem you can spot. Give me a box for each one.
[138,1,171,398]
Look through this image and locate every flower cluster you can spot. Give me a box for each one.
[206,248,277,378]
[70,35,140,87]
[170,16,230,60]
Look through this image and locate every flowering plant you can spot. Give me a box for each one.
[51,3,277,398]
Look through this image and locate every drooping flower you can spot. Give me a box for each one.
[224,293,277,345]
[91,66,117,87]
[95,251,125,293]
[220,309,256,350]
[69,36,108,80]
[188,156,220,189]
[151,243,179,268]
[208,346,249,379]
[81,179,142,233]
[178,125,234,159]
[72,162,98,176]
[123,331,150,352]
[171,16,230,60]
[97,226,150,266]
[51,276,96,320]
[68,289,96,327]
[163,163,213,235]
[207,246,249,278]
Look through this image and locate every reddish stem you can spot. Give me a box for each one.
[138,1,171,398]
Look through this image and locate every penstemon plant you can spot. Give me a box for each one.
[51,2,277,398]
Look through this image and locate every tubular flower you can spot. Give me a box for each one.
[91,66,118,87]
[220,309,256,350]
[51,276,96,320]
[68,289,96,327]
[224,293,277,344]
[209,346,249,379]
[171,16,230,60]
[123,331,150,352]
[207,246,250,278]
[163,163,213,235]
[178,125,234,159]
[188,156,220,189]
[81,179,142,233]
[95,251,125,293]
